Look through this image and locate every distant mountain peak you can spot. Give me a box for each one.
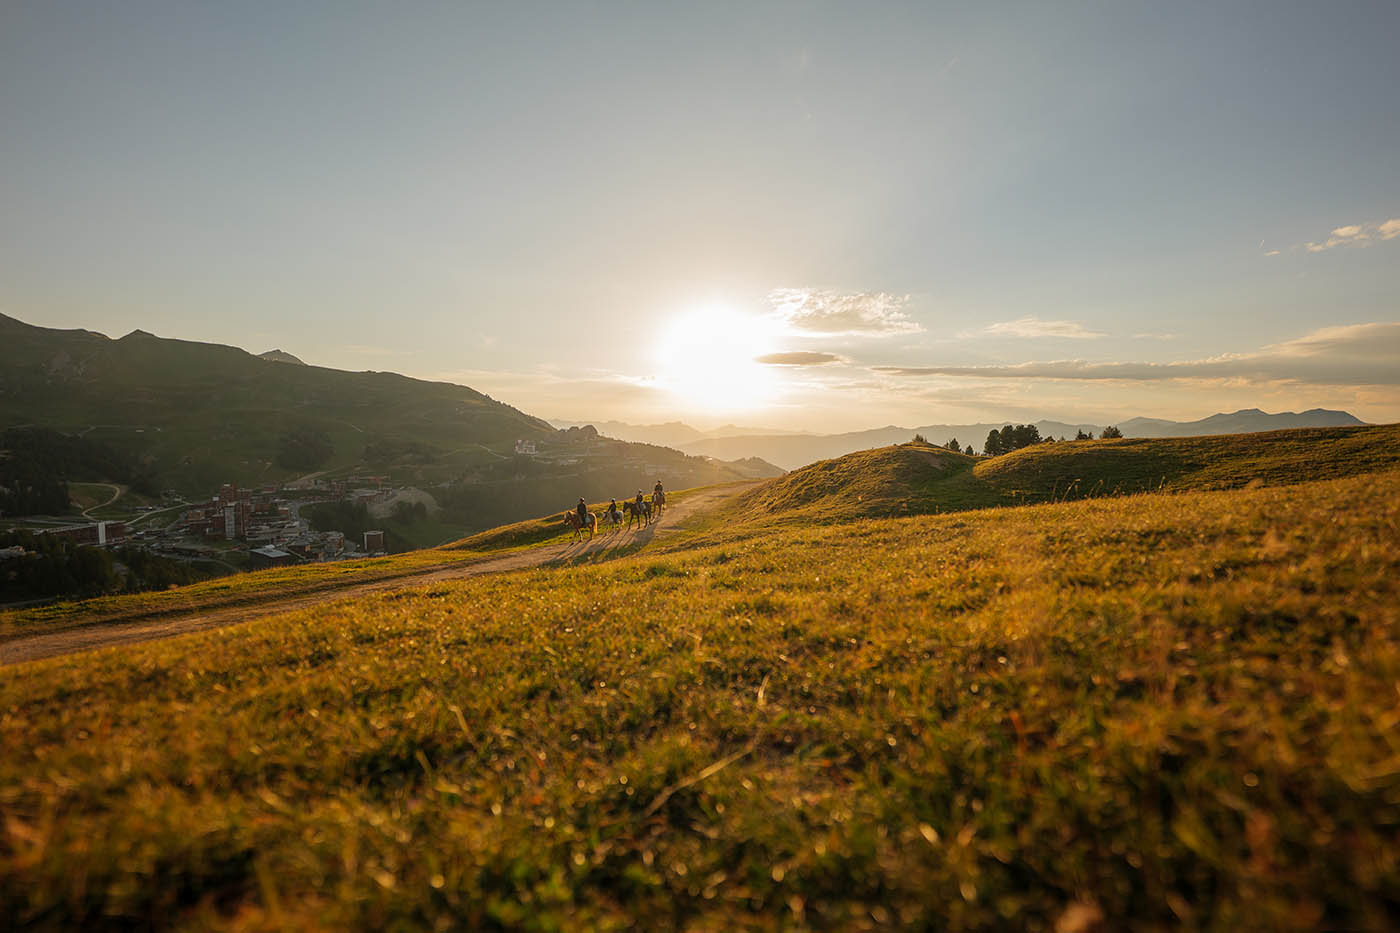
[120,328,157,340]
[258,349,305,365]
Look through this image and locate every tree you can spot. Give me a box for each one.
[945,437,961,452]
[985,424,1044,456]
[1075,429,1094,441]
[1011,424,1041,449]
[964,445,974,456]
[911,433,927,444]
[1101,425,1123,438]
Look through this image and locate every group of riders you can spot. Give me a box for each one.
[567,480,666,538]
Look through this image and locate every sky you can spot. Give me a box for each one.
[2,1,1398,432]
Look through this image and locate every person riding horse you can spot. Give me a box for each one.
[576,497,588,525]
[607,498,619,522]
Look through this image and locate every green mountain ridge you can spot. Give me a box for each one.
[0,312,559,492]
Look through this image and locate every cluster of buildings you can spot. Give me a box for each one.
[11,480,394,571]
[168,481,389,565]
[1,477,405,598]
[179,483,277,541]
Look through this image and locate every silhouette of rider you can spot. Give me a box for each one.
[576,497,587,524]
[654,479,664,496]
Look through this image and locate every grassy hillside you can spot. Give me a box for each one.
[0,313,555,493]
[740,424,1400,524]
[2,466,1398,928]
[976,423,1400,495]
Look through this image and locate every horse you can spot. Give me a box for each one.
[563,509,596,541]
[602,506,623,531]
[623,499,650,529]
[651,489,665,519]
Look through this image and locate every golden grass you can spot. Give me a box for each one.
[3,469,1399,928]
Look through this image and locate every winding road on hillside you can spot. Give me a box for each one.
[79,483,123,518]
[1,482,757,666]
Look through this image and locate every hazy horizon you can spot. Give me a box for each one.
[4,2,1398,431]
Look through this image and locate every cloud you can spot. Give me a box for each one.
[981,317,1106,339]
[754,351,843,366]
[874,322,1400,386]
[767,288,921,337]
[1302,217,1400,252]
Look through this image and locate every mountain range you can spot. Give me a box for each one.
[0,312,561,492]
[587,409,1367,470]
[1,311,1369,483]
[547,419,801,450]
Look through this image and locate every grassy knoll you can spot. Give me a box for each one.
[742,423,1400,525]
[3,470,1399,929]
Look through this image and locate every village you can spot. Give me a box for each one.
[7,475,399,575]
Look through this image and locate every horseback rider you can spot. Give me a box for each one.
[654,479,664,497]
[576,497,588,524]
[634,490,645,510]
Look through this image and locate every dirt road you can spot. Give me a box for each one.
[79,483,123,518]
[1,483,755,666]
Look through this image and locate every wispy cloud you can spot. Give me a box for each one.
[767,288,921,337]
[875,322,1400,386]
[1302,217,1400,253]
[980,317,1106,339]
[755,351,843,366]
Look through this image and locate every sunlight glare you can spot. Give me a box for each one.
[654,305,779,413]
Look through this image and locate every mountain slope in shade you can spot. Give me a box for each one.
[0,313,555,491]
[680,410,1368,471]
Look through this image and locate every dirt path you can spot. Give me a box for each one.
[2,483,756,667]
[80,483,123,518]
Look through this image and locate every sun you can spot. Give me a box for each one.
[653,304,780,414]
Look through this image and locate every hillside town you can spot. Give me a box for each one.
[3,476,398,581]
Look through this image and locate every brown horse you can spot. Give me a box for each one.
[651,489,665,519]
[623,499,650,529]
[563,509,596,541]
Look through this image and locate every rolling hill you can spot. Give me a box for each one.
[2,426,1398,928]
[739,423,1400,523]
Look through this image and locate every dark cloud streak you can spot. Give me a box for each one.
[755,351,842,366]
